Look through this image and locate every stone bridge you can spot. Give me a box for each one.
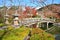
[19,18,55,29]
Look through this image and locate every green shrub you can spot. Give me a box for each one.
[0,23,5,27]
[8,18,13,23]
[0,30,5,36]
[0,17,4,23]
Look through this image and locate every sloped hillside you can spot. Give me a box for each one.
[37,4,60,19]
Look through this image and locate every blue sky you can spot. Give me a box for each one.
[0,0,60,7]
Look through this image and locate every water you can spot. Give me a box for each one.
[55,34,60,40]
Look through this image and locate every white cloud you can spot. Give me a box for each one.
[36,7,41,10]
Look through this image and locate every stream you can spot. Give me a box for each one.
[55,34,60,40]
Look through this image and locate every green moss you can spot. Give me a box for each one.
[2,27,30,40]
[30,28,55,40]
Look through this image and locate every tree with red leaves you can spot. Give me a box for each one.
[24,6,37,18]
[25,6,31,11]
[31,8,37,16]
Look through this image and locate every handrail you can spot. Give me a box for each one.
[19,18,55,26]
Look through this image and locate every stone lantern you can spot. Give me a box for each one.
[13,10,19,27]
[5,13,9,24]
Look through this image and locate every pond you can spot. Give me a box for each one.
[55,34,60,40]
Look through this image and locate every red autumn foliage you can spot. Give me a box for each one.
[25,6,31,11]
[38,4,60,19]
[24,6,37,17]
[31,8,37,16]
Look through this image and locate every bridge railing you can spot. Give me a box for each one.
[19,18,55,26]
[41,18,55,22]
